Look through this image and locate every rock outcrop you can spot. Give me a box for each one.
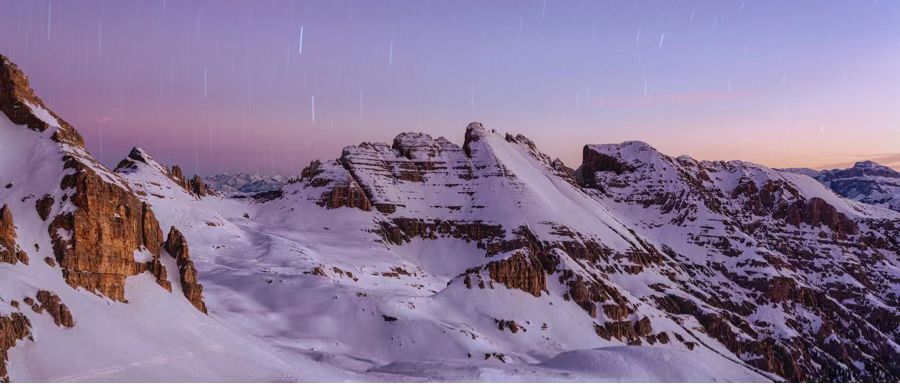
[0,205,28,265]
[576,144,635,188]
[35,290,75,328]
[34,195,53,221]
[163,227,208,314]
[0,312,31,383]
[484,252,547,297]
[49,159,166,302]
[189,175,208,196]
[168,165,208,198]
[293,160,372,211]
[775,197,858,234]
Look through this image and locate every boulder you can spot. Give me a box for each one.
[163,227,208,314]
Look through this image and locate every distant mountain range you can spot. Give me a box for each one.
[204,173,287,197]
[1,53,898,382]
[782,161,900,212]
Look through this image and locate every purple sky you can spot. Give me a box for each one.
[1,0,898,175]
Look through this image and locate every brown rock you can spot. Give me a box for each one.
[298,160,372,211]
[14,250,27,265]
[49,159,165,301]
[321,182,371,211]
[603,304,631,321]
[775,197,857,235]
[35,194,54,221]
[634,316,653,336]
[0,204,26,265]
[601,320,640,344]
[0,312,32,382]
[189,175,208,197]
[140,203,163,257]
[0,54,83,146]
[485,252,547,297]
[170,165,187,187]
[165,167,207,197]
[378,218,505,246]
[494,319,522,333]
[144,258,172,292]
[657,332,670,344]
[35,290,74,328]
[164,227,208,314]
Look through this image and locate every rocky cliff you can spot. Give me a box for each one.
[0,54,212,381]
[578,142,899,381]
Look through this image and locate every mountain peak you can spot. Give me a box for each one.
[852,160,895,173]
[465,121,485,135]
[127,147,152,164]
[828,160,899,178]
[0,54,84,146]
[463,121,487,157]
[115,146,165,174]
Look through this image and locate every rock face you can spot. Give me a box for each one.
[339,130,481,215]
[0,205,28,265]
[776,196,858,234]
[576,145,635,188]
[0,312,31,383]
[1,55,175,302]
[49,158,166,302]
[2,55,185,307]
[578,142,900,381]
[484,252,547,297]
[163,227,207,314]
[292,160,372,211]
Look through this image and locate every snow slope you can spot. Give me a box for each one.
[2,53,897,382]
[108,128,773,381]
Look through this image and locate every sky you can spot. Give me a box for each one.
[1,0,898,176]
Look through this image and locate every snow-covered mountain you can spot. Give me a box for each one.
[2,54,898,382]
[203,173,287,197]
[783,162,900,212]
[0,54,312,382]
